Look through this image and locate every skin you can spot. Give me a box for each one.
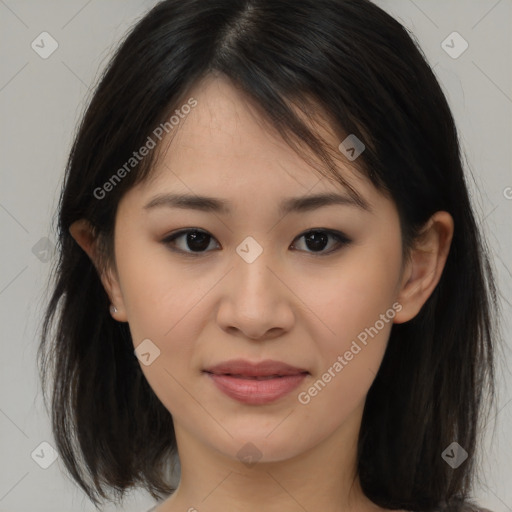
[70,74,454,512]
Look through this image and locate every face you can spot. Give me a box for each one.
[104,75,410,465]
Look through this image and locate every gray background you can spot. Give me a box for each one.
[0,0,511,511]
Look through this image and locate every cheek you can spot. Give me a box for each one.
[115,236,198,338]
[116,245,207,412]
[295,235,402,408]
[294,281,397,442]
[115,236,213,355]
[302,239,402,349]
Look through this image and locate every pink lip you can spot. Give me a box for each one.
[203,359,309,405]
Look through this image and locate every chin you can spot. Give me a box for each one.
[208,428,313,467]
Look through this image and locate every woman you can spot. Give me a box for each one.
[38,1,500,511]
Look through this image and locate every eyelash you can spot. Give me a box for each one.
[161,228,352,257]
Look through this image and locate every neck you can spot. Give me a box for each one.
[158,403,381,512]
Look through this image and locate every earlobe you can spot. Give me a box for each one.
[69,219,128,322]
[393,211,454,324]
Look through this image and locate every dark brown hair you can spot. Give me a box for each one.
[38,0,501,510]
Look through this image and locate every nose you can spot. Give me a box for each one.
[215,247,295,341]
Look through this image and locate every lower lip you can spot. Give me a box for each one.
[205,372,308,405]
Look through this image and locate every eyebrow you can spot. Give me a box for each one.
[143,191,372,216]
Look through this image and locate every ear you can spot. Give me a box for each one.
[68,219,128,322]
[393,211,454,324]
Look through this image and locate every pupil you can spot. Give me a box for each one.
[306,231,328,251]
[188,231,210,251]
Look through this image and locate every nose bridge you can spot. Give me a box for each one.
[233,233,279,299]
[215,233,293,339]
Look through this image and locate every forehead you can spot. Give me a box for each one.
[126,74,378,211]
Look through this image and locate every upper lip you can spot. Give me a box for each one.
[203,359,309,377]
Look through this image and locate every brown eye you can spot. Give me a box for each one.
[163,229,219,255]
[291,229,351,255]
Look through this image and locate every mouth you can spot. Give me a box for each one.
[203,358,309,378]
[202,359,309,405]
[204,373,301,380]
